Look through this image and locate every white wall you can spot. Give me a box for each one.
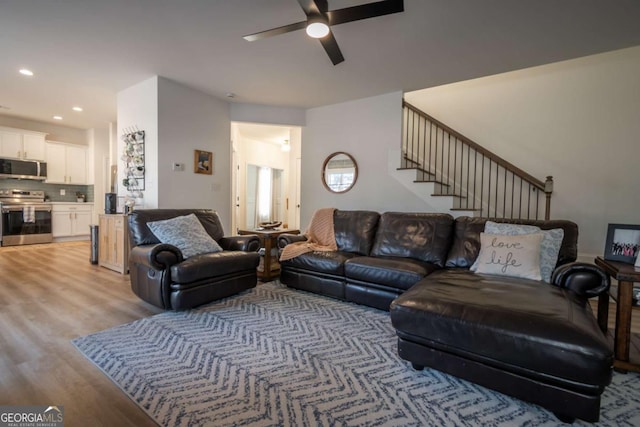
[156,77,232,229]
[405,46,640,259]
[301,92,438,228]
[117,76,159,209]
[230,103,306,126]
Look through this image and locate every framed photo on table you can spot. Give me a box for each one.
[604,223,640,264]
[194,149,213,175]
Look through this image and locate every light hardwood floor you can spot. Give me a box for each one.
[0,241,160,426]
[1,242,638,427]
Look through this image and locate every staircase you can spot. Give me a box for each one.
[399,101,553,220]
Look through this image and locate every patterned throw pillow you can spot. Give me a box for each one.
[147,214,223,259]
[474,233,544,281]
[478,221,564,283]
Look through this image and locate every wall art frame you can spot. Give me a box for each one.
[194,149,213,175]
[604,223,640,264]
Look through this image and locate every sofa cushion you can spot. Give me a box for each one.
[445,217,578,268]
[390,270,612,387]
[281,251,358,276]
[147,213,223,258]
[345,256,439,290]
[170,250,259,285]
[334,210,380,255]
[370,212,454,266]
[479,221,565,283]
[129,209,225,247]
[472,232,544,281]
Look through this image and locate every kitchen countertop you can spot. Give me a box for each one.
[47,201,94,205]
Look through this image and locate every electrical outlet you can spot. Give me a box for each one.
[60,189,66,195]
[172,162,184,171]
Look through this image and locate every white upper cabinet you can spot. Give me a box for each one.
[65,144,88,184]
[0,127,47,161]
[45,141,88,184]
[45,143,66,183]
[22,133,46,160]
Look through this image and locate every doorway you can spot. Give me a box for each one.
[231,122,301,233]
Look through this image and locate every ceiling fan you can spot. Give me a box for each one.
[243,0,404,65]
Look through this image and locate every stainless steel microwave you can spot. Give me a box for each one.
[0,158,47,180]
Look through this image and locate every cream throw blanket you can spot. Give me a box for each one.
[279,208,337,261]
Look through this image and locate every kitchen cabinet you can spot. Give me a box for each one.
[0,127,46,160]
[45,141,88,184]
[99,214,129,274]
[52,203,93,238]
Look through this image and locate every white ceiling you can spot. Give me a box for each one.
[1,0,640,130]
[236,123,292,145]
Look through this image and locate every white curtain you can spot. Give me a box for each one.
[257,166,272,225]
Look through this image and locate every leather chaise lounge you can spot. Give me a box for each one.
[279,211,613,422]
[128,209,260,310]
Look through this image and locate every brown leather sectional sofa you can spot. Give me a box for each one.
[279,211,612,423]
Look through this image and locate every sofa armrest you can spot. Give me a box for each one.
[130,243,183,270]
[551,262,610,298]
[278,234,307,249]
[218,235,260,252]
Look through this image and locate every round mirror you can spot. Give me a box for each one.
[322,152,358,193]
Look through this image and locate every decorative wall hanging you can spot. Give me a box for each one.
[121,128,145,210]
[194,149,213,175]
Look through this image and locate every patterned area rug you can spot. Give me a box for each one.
[73,282,640,426]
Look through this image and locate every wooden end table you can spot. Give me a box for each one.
[594,256,640,373]
[238,228,300,281]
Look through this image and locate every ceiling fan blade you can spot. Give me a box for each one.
[243,21,307,41]
[319,31,344,65]
[328,0,404,26]
[297,0,328,16]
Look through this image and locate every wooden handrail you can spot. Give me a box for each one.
[403,100,545,191]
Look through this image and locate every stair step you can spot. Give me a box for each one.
[397,167,437,178]
[431,193,466,199]
[397,166,435,174]
[402,155,421,166]
[402,159,421,167]
[413,180,449,186]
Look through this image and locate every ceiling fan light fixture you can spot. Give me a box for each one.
[306,17,330,39]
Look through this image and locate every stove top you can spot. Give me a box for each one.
[0,189,46,204]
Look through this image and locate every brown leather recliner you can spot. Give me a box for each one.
[127,209,260,310]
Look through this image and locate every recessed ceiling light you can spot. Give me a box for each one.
[19,69,34,76]
[53,115,63,120]
[72,106,83,112]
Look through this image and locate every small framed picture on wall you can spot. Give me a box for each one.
[194,149,213,175]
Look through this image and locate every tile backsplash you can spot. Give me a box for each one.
[0,179,94,202]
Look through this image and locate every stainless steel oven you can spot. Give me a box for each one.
[0,189,52,246]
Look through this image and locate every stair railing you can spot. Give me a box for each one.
[401,101,553,220]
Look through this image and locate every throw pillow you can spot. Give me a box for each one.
[478,221,564,283]
[474,232,544,281]
[147,213,223,259]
